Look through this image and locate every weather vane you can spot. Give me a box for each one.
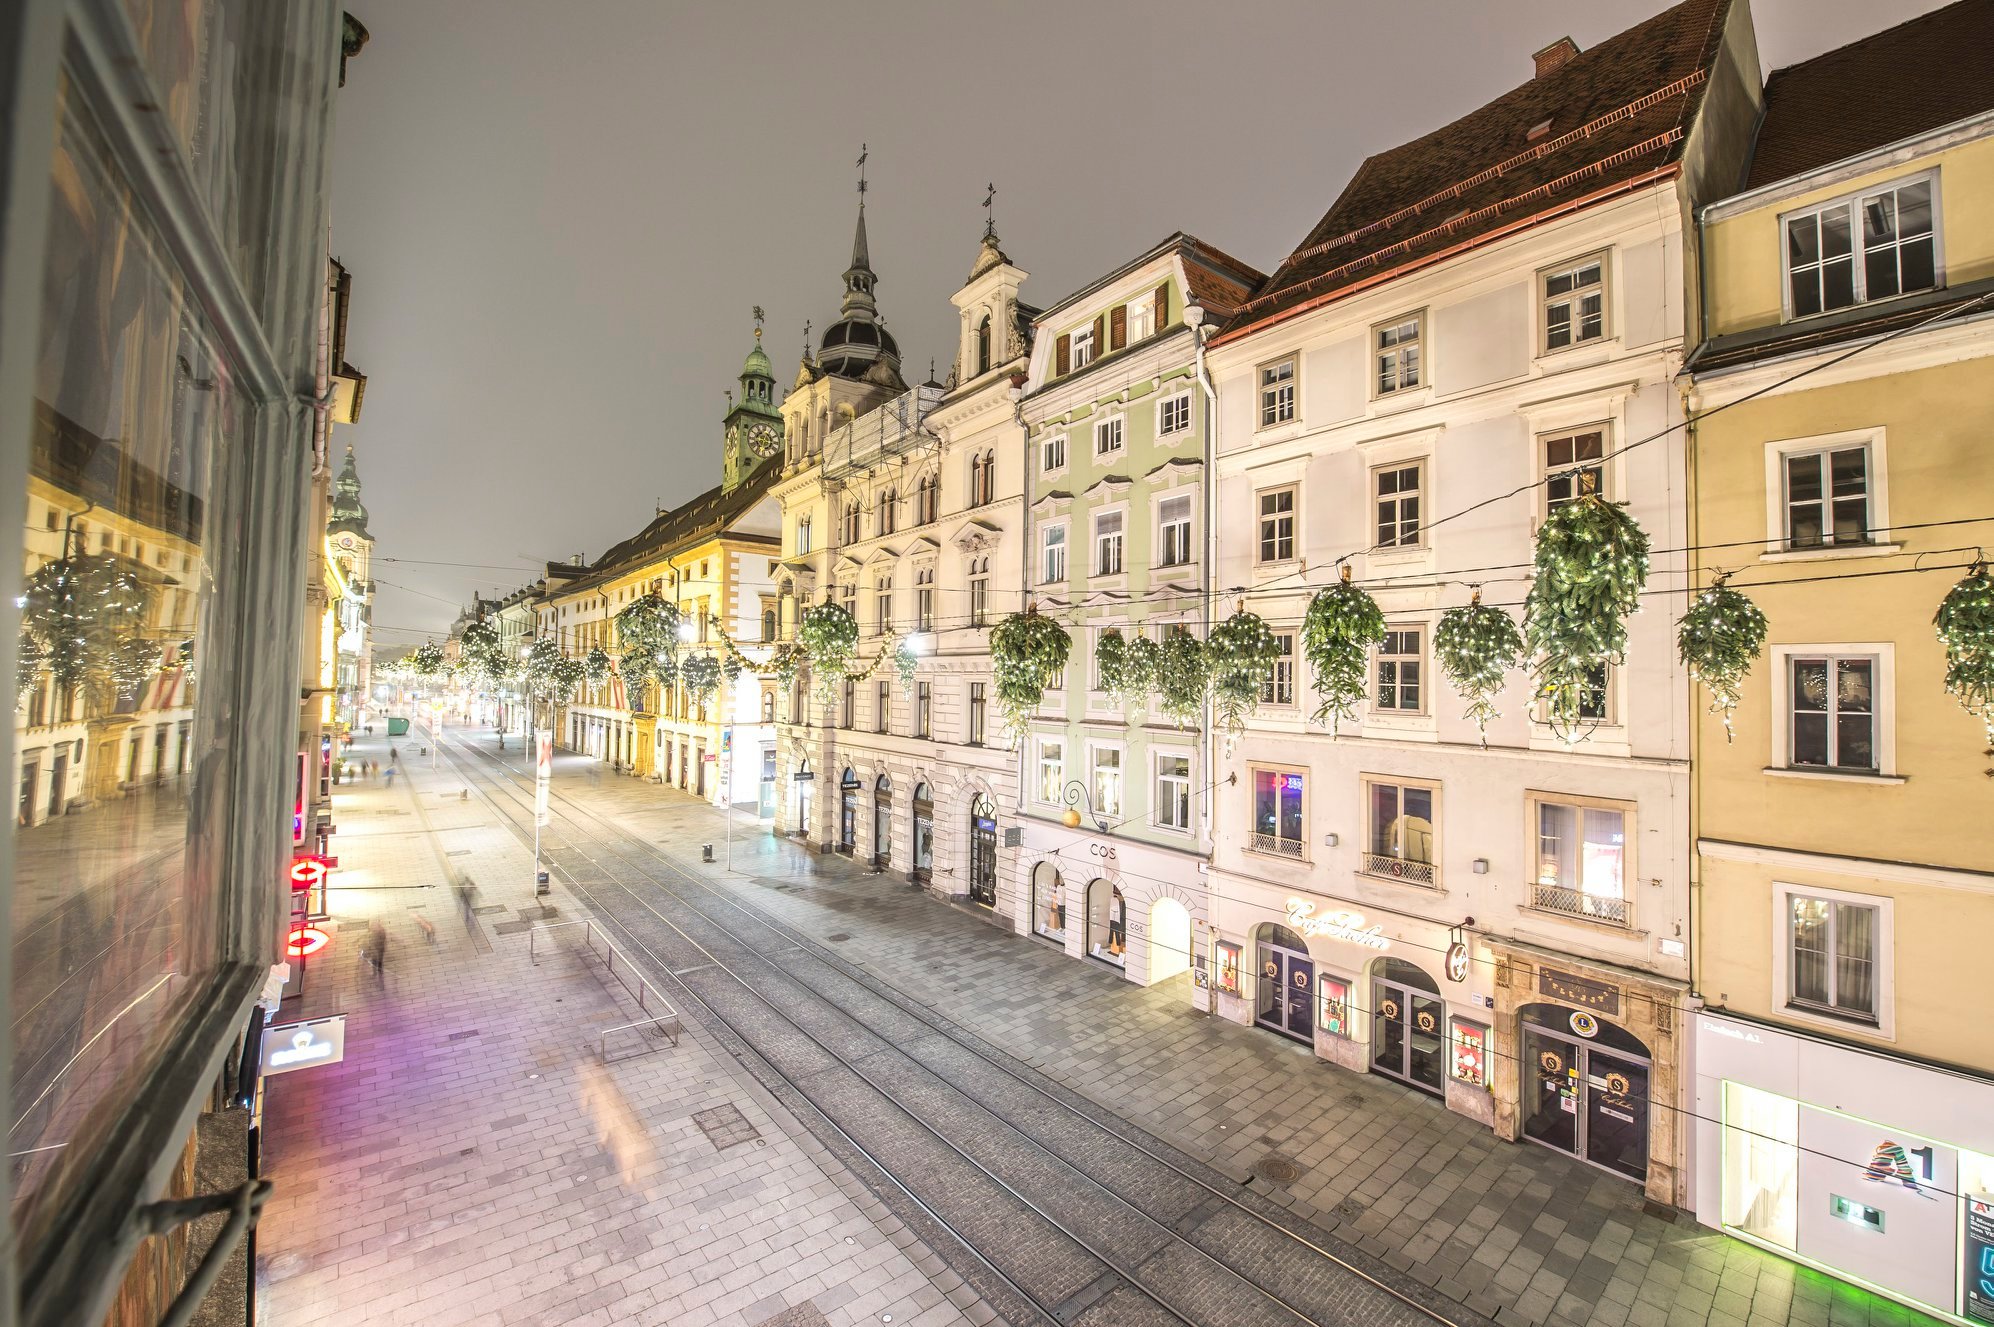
[802,318,812,360]
[983,182,997,241]
[856,143,868,204]
[752,304,764,341]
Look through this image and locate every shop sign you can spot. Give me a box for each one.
[1964,1193,1994,1325]
[1284,898,1390,950]
[1538,967,1620,1016]
[285,926,331,959]
[1445,941,1469,983]
[289,855,334,889]
[1570,1011,1599,1039]
[262,1015,346,1076]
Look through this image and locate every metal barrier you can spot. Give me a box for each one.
[527,919,682,1058]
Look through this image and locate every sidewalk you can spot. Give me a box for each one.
[253,728,991,1327]
[567,762,1938,1327]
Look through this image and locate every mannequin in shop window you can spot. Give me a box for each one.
[1108,886,1125,958]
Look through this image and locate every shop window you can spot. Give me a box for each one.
[1720,1083,1798,1250]
[1213,940,1242,996]
[1450,1018,1488,1087]
[1086,879,1126,966]
[968,795,998,906]
[1033,862,1066,940]
[1362,777,1438,886]
[1529,794,1632,926]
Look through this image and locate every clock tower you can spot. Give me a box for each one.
[722,311,785,492]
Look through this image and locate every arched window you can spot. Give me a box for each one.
[968,794,998,907]
[761,690,775,723]
[967,558,989,626]
[1032,862,1065,940]
[916,474,938,525]
[1087,880,1126,967]
[843,500,861,545]
[762,606,777,641]
[976,313,992,376]
[878,488,896,536]
[873,774,893,868]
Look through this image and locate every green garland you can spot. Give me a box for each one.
[109,637,162,695]
[990,607,1070,739]
[582,645,612,689]
[681,651,721,704]
[1524,495,1650,742]
[1434,594,1524,745]
[457,618,506,690]
[408,641,446,678]
[1677,580,1768,742]
[1935,562,1994,747]
[1302,574,1386,731]
[1121,635,1161,710]
[1155,627,1210,729]
[713,622,802,689]
[552,655,585,697]
[799,601,859,703]
[1096,629,1128,699]
[1206,610,1281,736]
[614,593,681,694]
[19,552,153,707]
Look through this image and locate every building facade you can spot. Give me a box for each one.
[1203,0,1760,1206]
[1682,5,1994,1317]
[1016,234,1261,987]
[325,444,374,730]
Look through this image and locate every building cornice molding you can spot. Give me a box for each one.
[1695,838,1994,895]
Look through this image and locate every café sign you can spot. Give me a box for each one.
[261,1015,346,1077]
[1284,898,1390,951]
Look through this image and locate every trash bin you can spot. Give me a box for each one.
[535,870,550,897]
[701,844,714,863]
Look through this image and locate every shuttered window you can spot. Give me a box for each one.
[1055,333,1070,376]
[1109,304,1127,351]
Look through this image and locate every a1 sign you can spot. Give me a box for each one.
[290,854,337,889]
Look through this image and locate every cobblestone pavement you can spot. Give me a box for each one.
[253,728,993,1327]
[506,738,1943,1327]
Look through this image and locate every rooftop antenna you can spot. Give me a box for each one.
[982,181,997,241]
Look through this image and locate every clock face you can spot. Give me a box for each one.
[747,422,780,458]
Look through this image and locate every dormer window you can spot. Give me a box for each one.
[1071,326,1095,371]
[1127,296,1155,343]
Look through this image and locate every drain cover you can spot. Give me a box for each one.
[1254,1154,1304,1185]
[1333,1196,1367,1222]
[691,1103,762,1151]
[825,933,852,942]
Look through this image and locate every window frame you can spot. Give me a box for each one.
[1039,521,1068,586]
[1126,295,1156,344]
[876,679,891,734]
[1256,485,1297,565]
[914,680,932,738]
[1093,413,1125,458]
[1773,883,1894,1038]
[1256,354,1298,430]
[1153,748,1193,834]
[1260,631,1296,708]
[1538,252,1610,355]
[1371,310,1426,398]
[1156,491,1195,569]
[1245,764,1309,861]
[1372,624,1427,716]
[1070,324,1096,370]
[1539,426,1610,513]
[1093,507,1126,578]
[1774,646,1893,778]
[1359,774,1441,888]
[1088,741,1125,819]
[1155,390,1192,439]
[915,565,936,633]
[1761,428,1891,558]
[1035,737,1065,806]
[1524,790,1636,928]
[1371,459,1426,552]
[1041,431,1067,475]
[1778,171,1941,323]
[967,681,987,746]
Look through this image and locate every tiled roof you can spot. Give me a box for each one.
[1742,0,1994,191]
[1222,0,1731,338]
[549,466,778,599]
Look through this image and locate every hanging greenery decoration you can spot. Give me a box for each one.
[551,655,586,698]
[110,637,162,696]
[16,631,46,699]
[456,618,506,690]
[798,601,859,703]
[1523,494,1650,742]
[1935,561,1994,747]
[582,645,613,689]
[1302,570,1386,731]
[19,552,153,708]
[681,651,721,704]
[722,653,743,685]
[1206,610,1281,737]
[891,637,918,692]
[1120,635,1161,711]
[990,606,1071,738]
[1155,628,1211,729]
[408,641,446,678]
[522,638,565,697]
[614,593,681,691]
[1677,579,1768,742]
[1096,629,1128,696]
[1435,593,1525,746]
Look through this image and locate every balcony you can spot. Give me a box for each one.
[1250,832,1304,859]
[1530,882,1630,926]
[1361,852,1436,887]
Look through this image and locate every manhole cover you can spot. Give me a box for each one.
[691,1103,762,1151]
[1254,1154,1304,1186]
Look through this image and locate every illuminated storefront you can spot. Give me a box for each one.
[1693,1012,1994,1326]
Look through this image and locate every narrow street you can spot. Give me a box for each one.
[267,723,1932,1327]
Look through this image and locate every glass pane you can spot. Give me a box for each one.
[1833,904,1875,1016]
[1787,216,1819,267]
[1368,783,1399,855]
[1791,271,1821,319]
[1823,256,1856,311]
[1401,787,1434,863]
[1722,1083,1799,1250]
[1586,1053,1650,1181]
[1820,207,1853,258]
[1790,898,1831,1004]
[14,81,240,1252]
[1900,234,1936,293]
[1537,803,1574,885]
[1581,809,1625,898]
[1861,191,1898,246]
[1865,245,1900,300]
[1279,774,1303,841]
[1522,1027,1578,1153]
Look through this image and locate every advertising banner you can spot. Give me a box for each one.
[535,730,552,828]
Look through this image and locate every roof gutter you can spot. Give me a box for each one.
[1212,163,1681,349]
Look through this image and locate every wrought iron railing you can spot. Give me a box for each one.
[1361,851,1436,887]
[1530,882,1630,926]
[1250,832,1304,859]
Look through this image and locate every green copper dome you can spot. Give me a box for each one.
[741,342,774,380]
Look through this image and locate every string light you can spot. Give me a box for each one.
[1300,567,1385,732]
[1433,591,1524,746]
[989,604,1070,738]
[1205,607,1281,739]
[796,600,860,704]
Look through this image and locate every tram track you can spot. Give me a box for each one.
[441,732,1484,1327]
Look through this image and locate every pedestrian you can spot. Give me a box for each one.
[363,920,389,984]
[383,766,397,788]
[455,877,479,932]
[390,747,398,764]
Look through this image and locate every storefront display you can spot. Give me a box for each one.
[838,768,860,854]
[1087,879,1125,966]
[1697,1012,1994,1325]
[872,775,892,867]
[1519,1003,1650,1181]
[968,794,997,905]
[1451,1018,1487,1087]
[1032,862,1065,941]
[911,782,933,882]
[1319,974,1351,1038]
[1214,940,1241,996]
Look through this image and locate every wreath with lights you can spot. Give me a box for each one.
[681,651,721,704]
[1205,609,1281,736]
[1434,593,1524,745]
[1302,571,1386,731]
[1676,579,1768,741]
[1523,494,1650,742]
[990,605,1070,738]
[1936,561,1994,747]
[582,645,613,689]
[798,601,860,703]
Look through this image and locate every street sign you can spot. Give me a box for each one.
[289,855,337,889]
[261,1015,346,1076]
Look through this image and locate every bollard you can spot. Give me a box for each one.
[535,870,550,897]
[701,844,714,863]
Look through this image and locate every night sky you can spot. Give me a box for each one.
[330,0,1952,651]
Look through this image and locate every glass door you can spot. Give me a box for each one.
[1522,1024,1581,1155]
[1584,1050,1650,1182]
[1521,1020,1651,1184]
[1257,944,1315,1042]
[1371,976,1445,1095]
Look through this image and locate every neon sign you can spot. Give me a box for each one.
[1284,898,1390,950]
[285,926,330,958]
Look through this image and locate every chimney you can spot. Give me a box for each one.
[1533,36,1580,79]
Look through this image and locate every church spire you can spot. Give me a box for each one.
[327,444,370,538]
[815,143,901,387]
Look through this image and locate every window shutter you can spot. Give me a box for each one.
[1154,284,1168,328]
[1056,333,1070,376]
[1094,314,1106,350]
[1109,304,1127,351]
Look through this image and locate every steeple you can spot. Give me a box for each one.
[815,143,902,388]
[723,310,785,491]
[327,445,370,538]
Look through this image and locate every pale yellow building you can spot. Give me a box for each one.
[1682,4,1994,1318]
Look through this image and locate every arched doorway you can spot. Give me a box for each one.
[1255,923,1313,1042]
[1031,862,1065,941]
[1519,1004,1652,1182]
[1149,899,1191,981]
[911,782,934,883]
[1372,957,1445,1095]
[1086,879,1126,967]
[838,768,859,854]
[795,759,813,837]
[967,794,997,906]
[872,774,892,868]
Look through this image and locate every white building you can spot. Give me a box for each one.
[1203,5,1760,1207]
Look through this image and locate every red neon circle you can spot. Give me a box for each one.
[290,858,328,886]
[286,926,330,958]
